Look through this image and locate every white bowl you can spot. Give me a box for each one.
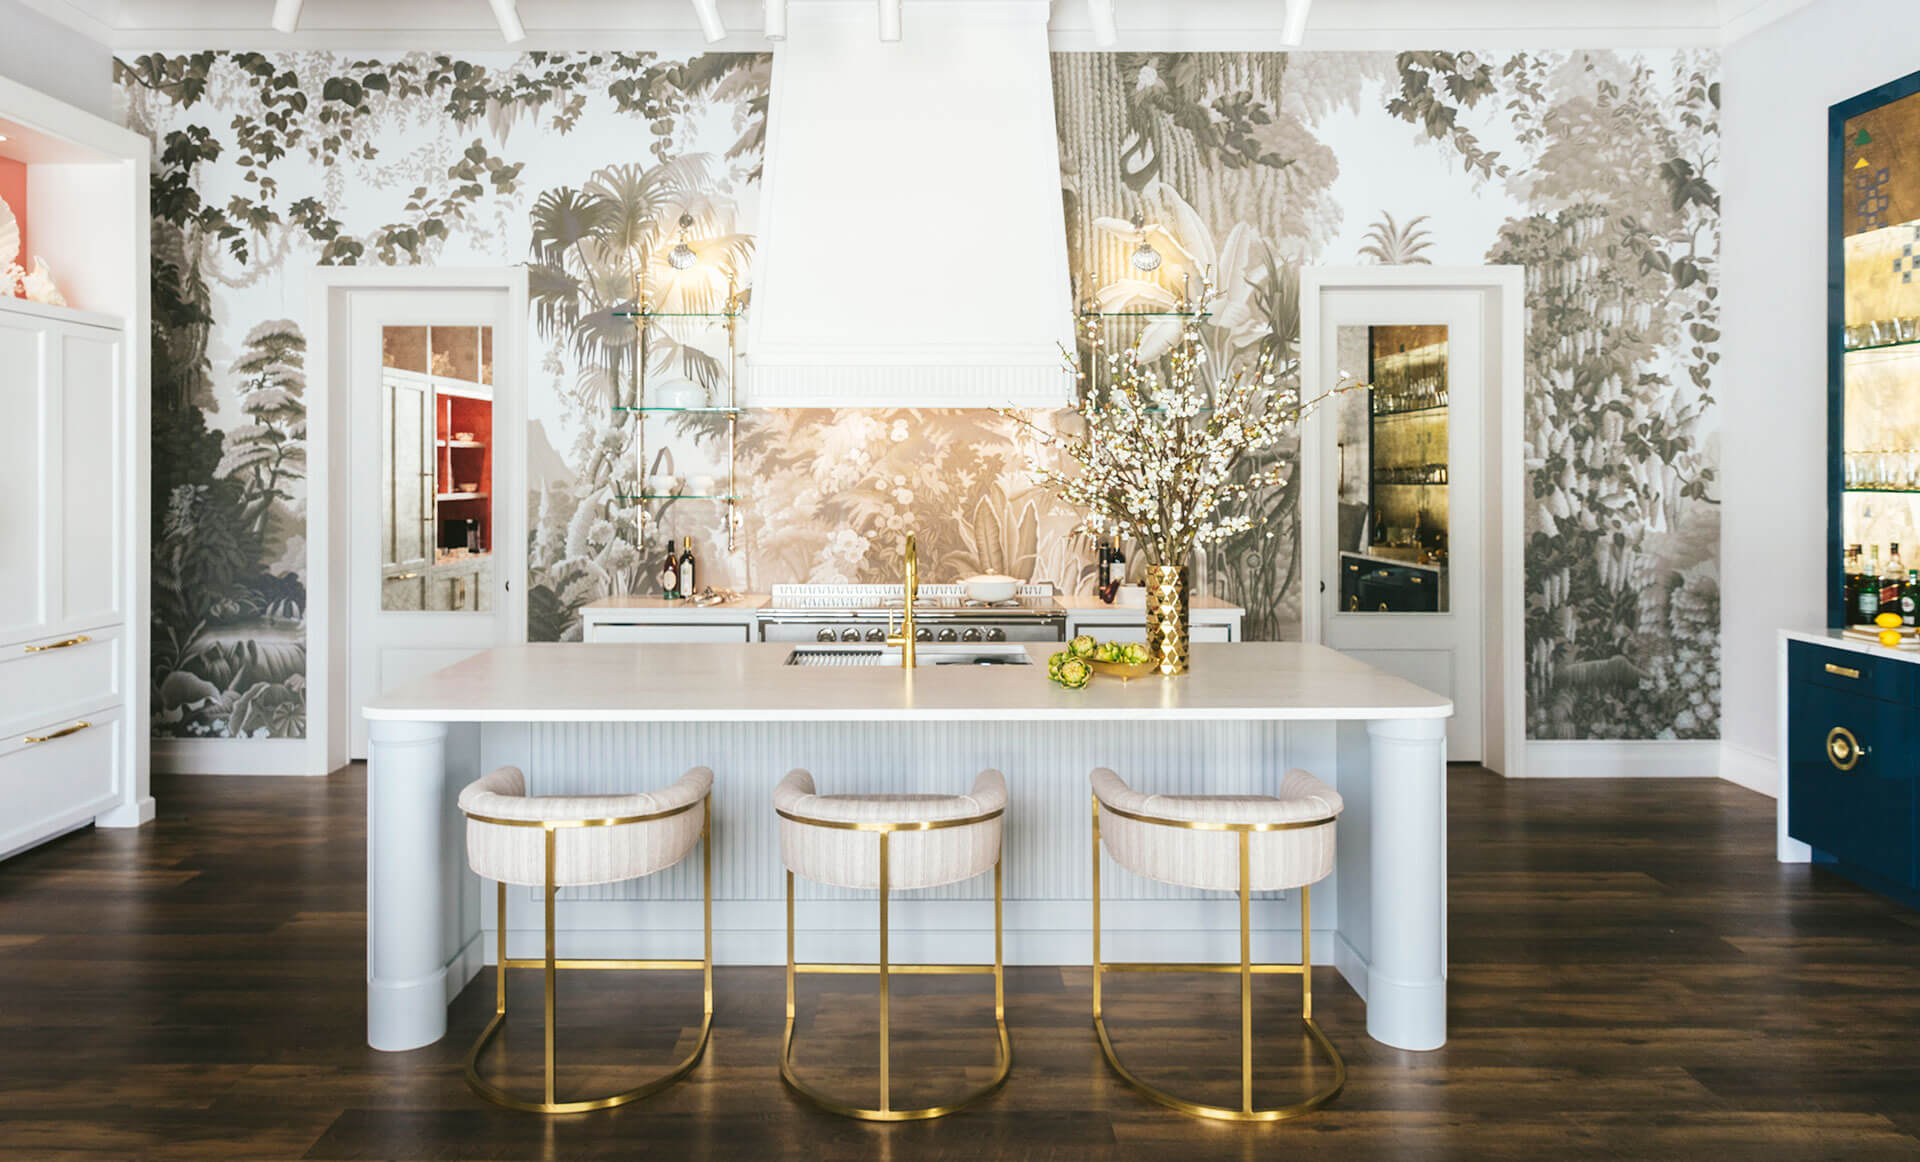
[647,474,680,496]
[963,574,1019,603]
[652,378,707,409]
[1114,584,1147,608]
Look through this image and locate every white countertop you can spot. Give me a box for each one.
[582,594,769,615]
[364,642,1451,723]
[1782,627,1920,664]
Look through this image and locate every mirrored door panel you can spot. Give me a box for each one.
[380,324,494,612]
[1334,323,1449,613]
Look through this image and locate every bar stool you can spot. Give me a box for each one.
[1089,766,1346,1122]
[773,768,1011,1122]
[458,765,714,1114]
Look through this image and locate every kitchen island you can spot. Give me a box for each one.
[362,641,1451,1054]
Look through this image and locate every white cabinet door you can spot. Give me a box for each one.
[58,327,123,629]
[0,315,49,641]
[585,622,752,644]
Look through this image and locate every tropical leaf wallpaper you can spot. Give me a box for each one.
[119,46,1719,744]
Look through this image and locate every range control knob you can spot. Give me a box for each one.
[864,627,886,643]
[961,627,983,642]
[816,628,837,642]
[840,628,862,642]
[915,627,934,642]
[985,627,1007,642]
[937,628,959,642]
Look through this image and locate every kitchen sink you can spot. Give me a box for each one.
[785,644,1034,668]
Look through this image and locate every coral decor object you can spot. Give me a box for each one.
[22,256,65,307]
[0,197,21,297]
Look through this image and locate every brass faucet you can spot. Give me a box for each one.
[885,533,918,669]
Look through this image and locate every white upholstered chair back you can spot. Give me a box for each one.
[1091,767,1341,893]
[459,765,712,888]
[774,768,1006,891]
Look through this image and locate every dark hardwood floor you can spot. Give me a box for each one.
[3,766,1919,1160]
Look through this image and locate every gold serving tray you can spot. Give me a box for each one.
[1085,659,1158,681]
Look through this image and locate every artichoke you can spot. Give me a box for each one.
[1121,642,1151,665]
[1047,651,1069,679]
[1056,656,1093,689]
[1069,634,1098,658]
[1093,641,1117,662]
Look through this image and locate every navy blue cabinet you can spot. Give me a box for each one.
[1786,641,1920,899]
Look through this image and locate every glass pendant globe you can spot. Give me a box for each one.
[1131,241,1162,272]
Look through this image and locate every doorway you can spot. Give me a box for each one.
[306,269,528,772]
[1299,267,1524,773]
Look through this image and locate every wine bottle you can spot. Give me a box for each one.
[1904,568,1918,627]
[1097,539,1112,601]
[660,548,680,600]
[679,536,697,597]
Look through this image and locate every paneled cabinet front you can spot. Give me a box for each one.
[0,304,133,859]
[1786,641,1920,891]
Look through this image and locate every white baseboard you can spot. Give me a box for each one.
[1719,742,1779,798]
[1521,739,1721,778]
[94,795,156,828]
[151,738,318,776]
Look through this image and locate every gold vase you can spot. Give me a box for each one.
[1144,565,1189,676]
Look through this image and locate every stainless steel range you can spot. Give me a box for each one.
[759,584,1067,644]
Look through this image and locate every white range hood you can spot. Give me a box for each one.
[745,0,1074,408]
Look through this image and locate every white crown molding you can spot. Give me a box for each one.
[19,0,1817,51]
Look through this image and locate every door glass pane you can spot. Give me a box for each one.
[381,325,493,612]
[1334,324,1449,613]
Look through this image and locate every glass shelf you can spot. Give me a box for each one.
[1372,480,1448,488]
[1077,310,1212,319]
[615,493,741,502]
[1844,336,1920,356]
[610,309,742,318]
[1843,486,1920,494]
[1373,403,1450,419]
[611,405,740,414]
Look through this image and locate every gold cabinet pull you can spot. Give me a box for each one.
[25,721,91,744]
[1826,726,1864,771]
[24,635,90,654]
[1825,662,1861,680]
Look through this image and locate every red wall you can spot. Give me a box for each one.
[0,157,26,268]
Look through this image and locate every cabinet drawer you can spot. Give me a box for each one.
[0,709,120,859]
[1788,640,1915,705]
[1787,681,1911,777]
[0,629,119,732]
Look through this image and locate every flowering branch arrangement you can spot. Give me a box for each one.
[1003,284,1360,568]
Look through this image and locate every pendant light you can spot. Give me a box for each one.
[1129,212,1161,273]
[669,213,699,271]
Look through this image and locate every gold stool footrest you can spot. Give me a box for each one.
[465,1003,713,1115]
[779,997,1012,1123]
[1093,1011,1345,1123]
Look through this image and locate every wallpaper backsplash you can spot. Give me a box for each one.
[120,47,1719,744]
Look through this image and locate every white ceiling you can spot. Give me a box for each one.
[18,0,1815,50]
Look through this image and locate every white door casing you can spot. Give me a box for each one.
[1298,266,1526,773]
[346,287,521,759]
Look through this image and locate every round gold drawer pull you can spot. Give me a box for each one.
[1826,726,1864,771]
[24,635,90,653]
[24,721,91,744]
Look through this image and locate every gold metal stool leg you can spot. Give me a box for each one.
[465,801,715,1114]
[1091,796,1347,1123]
[779,827,1012,1122]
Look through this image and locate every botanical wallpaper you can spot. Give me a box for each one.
[120,47,1719,744]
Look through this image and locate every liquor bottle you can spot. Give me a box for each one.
[1845,544,1870,624]
[679,536,697,597]
[1097,539,1113,601]
[660,548,680,600]
[1864,544,1883,622]
[1904,568,1919,627]
[1883,543,1908,616]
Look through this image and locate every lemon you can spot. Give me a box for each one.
[1881,628,1905,647]
[1876,611,1903,629]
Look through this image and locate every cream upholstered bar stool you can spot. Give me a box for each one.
[1090,766,1346,1122]
[773,768,1012,1122]
[458,765,714,1114]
